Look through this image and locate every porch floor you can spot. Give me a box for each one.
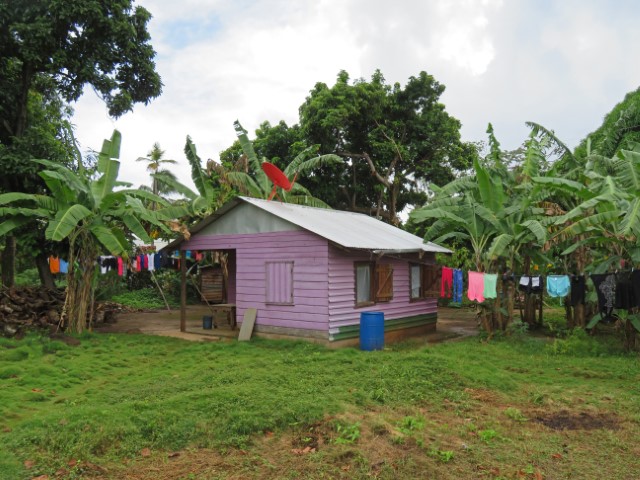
[97,305,479,344]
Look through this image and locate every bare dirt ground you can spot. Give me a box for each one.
[94,305,479,344]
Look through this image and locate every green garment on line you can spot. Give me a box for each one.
[483,273,498,299]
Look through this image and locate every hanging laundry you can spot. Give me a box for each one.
[441,267,453,298]
[547,275,570,298]
[452,268,464,303]
[518,276,529,292]
[160,252,172,269]
[483,273,498,299]
[117,257,124,276]
[143,254,149,270]
[59,259,68,274]
[467,271,485,302]
[154,253,161,270]
[569,275,586,306]
[590,273,617,323]
[147,253,155,271]
[49,256,60,274]
[518,276,543,294]
[99,257,107,274]
[98,256,118,274]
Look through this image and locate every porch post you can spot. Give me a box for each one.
[180,249,187,332]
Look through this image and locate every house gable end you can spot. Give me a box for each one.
[198,202,302,236]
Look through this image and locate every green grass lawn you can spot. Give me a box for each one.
[1,331,639,479]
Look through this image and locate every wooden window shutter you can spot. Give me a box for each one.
[422,265,441,298]
[375,264,394,302]
[265,261,294,304]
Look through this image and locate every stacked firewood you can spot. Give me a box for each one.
[0,286,65,337]
[0,287,133,337]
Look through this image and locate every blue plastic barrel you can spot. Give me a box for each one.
[202,316,213,329]
[360,312,384,351]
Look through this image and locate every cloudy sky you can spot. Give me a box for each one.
[72,0,640,191]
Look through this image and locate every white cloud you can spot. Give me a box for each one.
[71,0,640,190]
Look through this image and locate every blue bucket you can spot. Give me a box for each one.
[360,312,384,351]
[202,316,213,329]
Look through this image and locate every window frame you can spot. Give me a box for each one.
[354,261,375,307]
[409,263,440,301]
[409,263,423,301]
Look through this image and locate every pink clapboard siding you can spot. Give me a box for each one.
[182,230,329,332]
[327,246,437,332]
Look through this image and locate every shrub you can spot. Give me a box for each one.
[111,288,178,310]
[15,268,41,286]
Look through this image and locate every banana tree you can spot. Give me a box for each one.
[226,120,342,207]
[533,142,640,333]
[411,130,548,333]
[153,136,232,222]
[0,130,172,333]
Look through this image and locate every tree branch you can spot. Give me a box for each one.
[337,151,390,188]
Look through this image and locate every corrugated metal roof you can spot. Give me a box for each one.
[239,197,451,254]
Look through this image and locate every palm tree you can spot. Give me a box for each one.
[136,142,179,201]
[0,131,172,332]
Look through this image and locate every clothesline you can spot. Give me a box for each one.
[47,250,206,276]
[439,267,640,315]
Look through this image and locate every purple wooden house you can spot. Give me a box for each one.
[172,197,450,346]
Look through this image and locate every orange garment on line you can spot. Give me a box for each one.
[49,256,60,274]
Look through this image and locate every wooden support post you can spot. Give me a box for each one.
[180,249,186,332]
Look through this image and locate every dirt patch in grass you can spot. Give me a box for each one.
[532,410,620,431]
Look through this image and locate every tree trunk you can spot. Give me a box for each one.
[523,293,538,326]
[575,303,585,328]
[62,236,97,333]
[36,253,56,289]
[564,296,574,329]
[538,291,544,327]
[1,236,16,288]
[493,275,503,330]
[506,278,515,325]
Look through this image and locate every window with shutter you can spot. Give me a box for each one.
[422,264,441,298]
[265,261,294,304]
[375,264,393,302]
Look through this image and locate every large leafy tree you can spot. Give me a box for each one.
[0,0,162,139]
[0,87,75,287]
[220,120,306,168]
[298,70,478,223]
[0,0,162,286]
[574,87,640,162]
[0,131,172,333]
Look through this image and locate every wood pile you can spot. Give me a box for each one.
[0,286,65,337]
[0,287,133,338]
